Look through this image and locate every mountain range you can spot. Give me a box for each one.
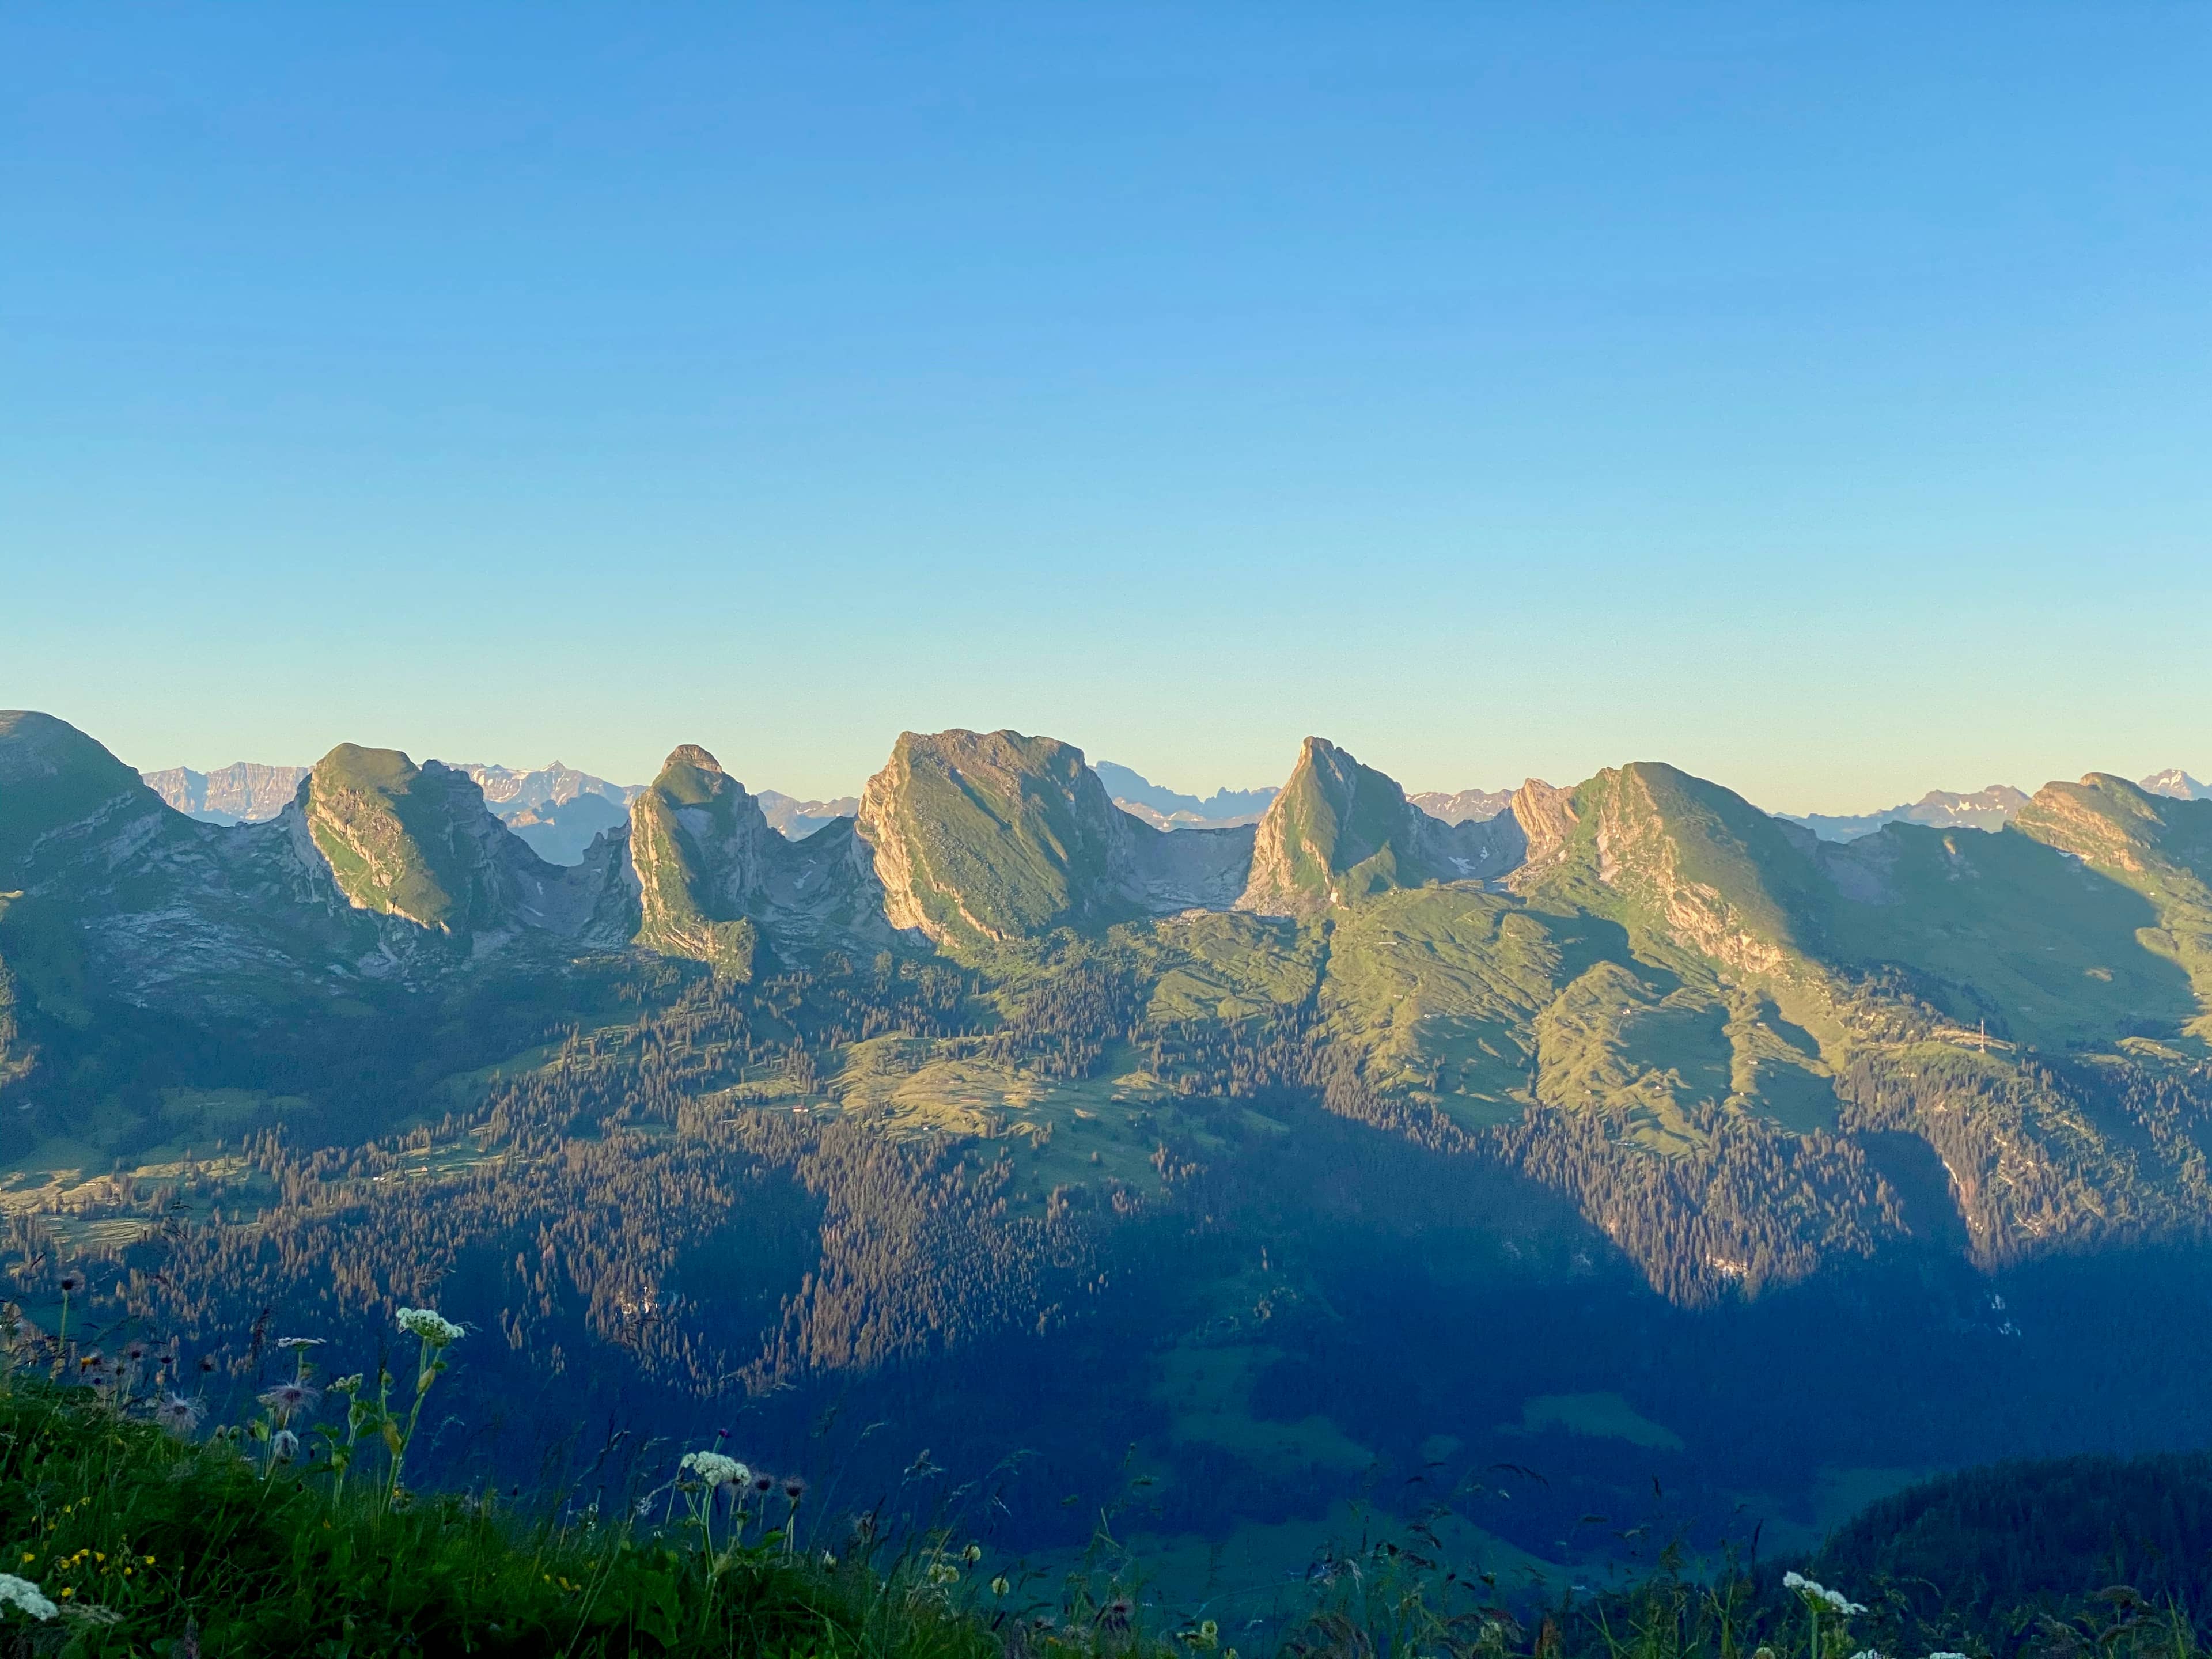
[17,706,2212,1592]
[26,705,2212,1296]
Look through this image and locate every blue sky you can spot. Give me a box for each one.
[3,6,2207,810]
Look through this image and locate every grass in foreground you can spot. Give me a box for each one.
[0,1378,1047,1657]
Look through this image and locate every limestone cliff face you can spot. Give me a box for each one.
[1515,763,1822,980]
[855,730,1141,945]
[627,745,781,975]
[1506,779,1580,876]
[299,744,632,948]
[1234,737,1513,916]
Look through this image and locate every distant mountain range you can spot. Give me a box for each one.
[2144,768,2212,801]
[1777,771,2209,841]
[141,762,310,824]
[1777,784,2033,842]
[755,790,862,839]
[1406,785,1516,824]
[1091,762,1279,830]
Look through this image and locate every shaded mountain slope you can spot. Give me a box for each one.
[631,744,889,972]
[2013,773,2212,1023]
[302,744,630,946]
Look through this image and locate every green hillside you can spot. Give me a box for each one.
[2014,773,2212,1026]
[9,709,2212,1623]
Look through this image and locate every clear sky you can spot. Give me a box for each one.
[3,6,2207,812]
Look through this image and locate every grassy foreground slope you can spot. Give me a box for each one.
[0,1363,1052,1659]
[6,1354,2212,1659]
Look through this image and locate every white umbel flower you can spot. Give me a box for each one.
[1783,1574,1865,1618]
[395,1308,465,1346]
[0,1575,57,1620]
[680,1450,749,1489]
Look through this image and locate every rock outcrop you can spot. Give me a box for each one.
[300,745,625,943]
[628,745,783,975]
[1235,737,1519,916]
[855,730,1144,945]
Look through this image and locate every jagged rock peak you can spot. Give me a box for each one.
[628,742,780,975]
[1237,736,1514,915]
[1508,778,1579,872]
[302,745,475,930]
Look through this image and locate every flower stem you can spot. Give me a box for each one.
[386,1334,440,1508]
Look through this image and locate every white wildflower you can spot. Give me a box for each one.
[1927,1652,1970,1658]
[1784,1572,1814,1593]
[0,1574,57,1620]
[154,1392,204,1435]
[1826,1592,1868,1616]
[1850,1650,1887,1659]
[271,1429,300,1463]
[395,1308,465,1346]
[679,1450,748,1488]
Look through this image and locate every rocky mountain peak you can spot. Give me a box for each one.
[665,744,723,776]
[1236,736,1510,915]
[855,729,1137,945]
[2142,768,2211,802]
